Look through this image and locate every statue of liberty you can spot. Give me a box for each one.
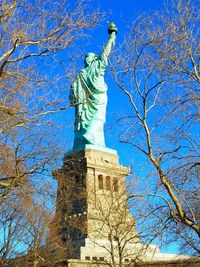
[70,23,118,151]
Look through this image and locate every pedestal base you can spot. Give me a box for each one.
[69,238,192,266]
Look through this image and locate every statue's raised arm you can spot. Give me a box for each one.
[70,23,118,152]
[101,22,118,58]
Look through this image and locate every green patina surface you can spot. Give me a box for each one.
[70,23,117,152]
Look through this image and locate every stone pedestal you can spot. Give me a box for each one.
[53,148,139,260]
[51,148,196,266]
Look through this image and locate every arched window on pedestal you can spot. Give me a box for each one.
[106,176,111,190]
[98,174,103,189]
[113,178,118,192]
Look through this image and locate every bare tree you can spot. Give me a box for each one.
[111,0,200,255]
[0,182,54,266]
[78,171,163,267]
[0,0,103,195]
[0,0,104,264]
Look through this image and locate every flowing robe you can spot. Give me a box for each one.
[70,53,108,150]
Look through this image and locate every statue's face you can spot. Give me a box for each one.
[84,53,97,66]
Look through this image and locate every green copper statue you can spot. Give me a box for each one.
[70,23,118,151]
